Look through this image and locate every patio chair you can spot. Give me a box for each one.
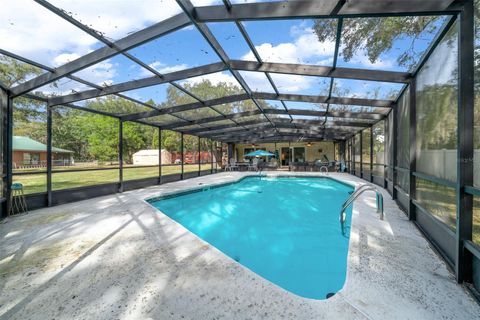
[248,158,259,171]
[264,158,278,170]
[314,159,328,171]
[228,158,239,171]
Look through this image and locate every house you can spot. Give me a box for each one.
[13,136,74,168]
[132,149,172,165]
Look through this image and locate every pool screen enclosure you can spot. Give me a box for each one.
[0,0,479,300]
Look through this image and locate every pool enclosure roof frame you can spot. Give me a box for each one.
[2,0,479,302]
[2,0,465,142]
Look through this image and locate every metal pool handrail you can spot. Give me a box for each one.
[340,184,384,235]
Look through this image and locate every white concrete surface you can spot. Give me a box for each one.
[0,172,478,320]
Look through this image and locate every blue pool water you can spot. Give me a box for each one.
[149,176,354,299]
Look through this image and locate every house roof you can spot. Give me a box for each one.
[13,136,73,153]
[133,149,166,156]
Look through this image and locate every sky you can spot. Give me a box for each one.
[0,0,452,111]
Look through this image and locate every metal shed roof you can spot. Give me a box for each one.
[13,136,73,153]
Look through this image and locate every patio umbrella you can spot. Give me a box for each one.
[244,150,275,157]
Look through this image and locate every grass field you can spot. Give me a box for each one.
[415,178,480,246]
[13,164,214,194]
[474,202,480,246]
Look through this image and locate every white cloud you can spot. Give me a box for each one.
[238,71,318,93]
[157,64,189,74]
[74,59,117,86]
[0,0,99,67]
[419,37,457,86]
[241,27,335,65]
[238,71,274,92]
[35,78,90,96]
[183,70,316,94]
[347,52,395,70]
[183,72,240,87]
[34,61,118,97]
[53,53,81,66]
[34,54,116,95]
[51,51,119,88]
[243,23,391,70]
[140,61,189,77]
[47,0,195,41]
[270,74,319,93]
[1,0,220,99]
[1,0,216,86]
[239,25,335,93]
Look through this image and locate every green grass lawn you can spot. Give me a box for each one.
[416,178,480,246]
[472,198,480,246]
[13,164,214,194]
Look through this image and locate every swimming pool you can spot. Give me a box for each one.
[149,176,354,300]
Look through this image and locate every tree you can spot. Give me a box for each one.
[314,17,443,70]
[0,55,42,87]
[52,107,90,159]
[86,115,119,163]
[1,55,49,126]
[122,122,155,163]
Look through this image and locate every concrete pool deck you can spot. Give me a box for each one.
[0,172,479,319]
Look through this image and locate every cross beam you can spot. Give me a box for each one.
[122,91,390,122]
[156,108,372,130]
[180,119,267,134]
[121,93,250,121]
[252,92,393,108]
[206,122,357,135]
[212,124,356,139]
[220,133,348,143]
[194,0,460,22]
[264,109,385,120]
[230,60,411,83]
[203,125,354,139]
[10,13,191,98]
[48,62,227,106]
[160,110,262,129]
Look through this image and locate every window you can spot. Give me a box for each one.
[23,153,40,165]
[373,120,385,177]
[416,178,456,230]
[22,152,31,164]
[12,97,47,194]
[184,134,199,174]
[416,22,458,183]
[123,122,159,181]
[474,196,480,246]
[386,111,394,181]
[52,107,119,190]
[354,133,361,175]
[362,128,371,177]
[161,130,182,176]
[396,87,410,192]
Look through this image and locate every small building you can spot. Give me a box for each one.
[13,136,74,169]
[132,149,172,165]
[133,149,216,165]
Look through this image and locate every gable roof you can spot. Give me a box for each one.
[13,136,73,153]
[133,149,169,156]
